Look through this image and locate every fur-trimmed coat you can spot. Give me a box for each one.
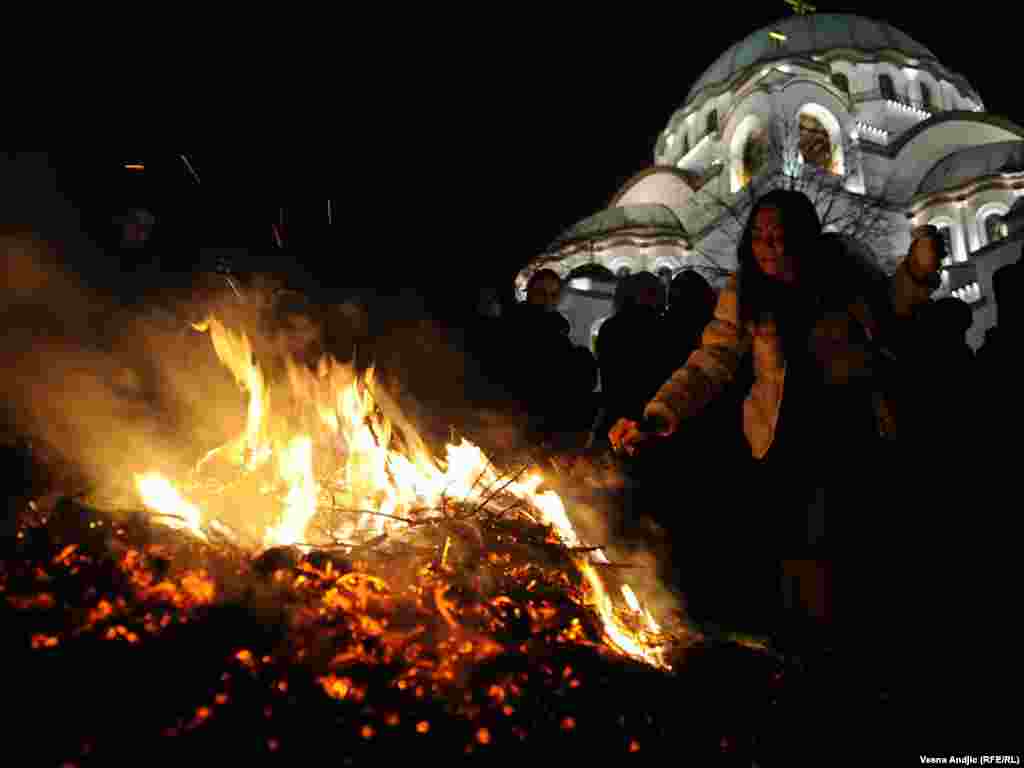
[644,260,930,459]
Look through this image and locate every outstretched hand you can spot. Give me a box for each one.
[608,410,678,457]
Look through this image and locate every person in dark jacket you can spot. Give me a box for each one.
[977,256,1024,471]
[503,269,597,446]
[977,253,1024,378]
[664,270,717,370]
[597,272,671,429]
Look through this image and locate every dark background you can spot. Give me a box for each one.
[32,7,1023,313]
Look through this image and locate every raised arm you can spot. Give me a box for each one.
[889,226,944,321]
[644,275,751,429]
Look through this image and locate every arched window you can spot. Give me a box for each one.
[919,81,933,110]
[799,113,833,170]
[742,129,768,184]
[879,73,896,100]
[706,109,718,135]
[831,72,850,95]
[984,212,1007,245]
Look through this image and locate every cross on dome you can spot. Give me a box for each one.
[784,0,817,14]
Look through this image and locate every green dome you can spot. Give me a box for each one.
[918,141,1024,196]
[551,204,685,248]
[685,14,964,107]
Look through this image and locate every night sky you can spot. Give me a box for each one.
[40,6,1022,308]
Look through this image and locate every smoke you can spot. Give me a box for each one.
[1,240,685,630]
[0,237,263,504]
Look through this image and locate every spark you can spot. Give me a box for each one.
[180,154,201,185]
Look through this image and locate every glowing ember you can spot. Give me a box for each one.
[127,313,675,670]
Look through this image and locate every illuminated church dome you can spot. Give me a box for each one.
[684,13,980,110]
[521,13,1024,353]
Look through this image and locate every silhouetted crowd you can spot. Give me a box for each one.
[459,190,1022,658]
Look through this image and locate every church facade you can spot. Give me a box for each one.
[520,13,1024,351]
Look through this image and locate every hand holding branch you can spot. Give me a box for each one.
[608,408,679,457]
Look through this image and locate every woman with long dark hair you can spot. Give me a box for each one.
[608,189,941,638]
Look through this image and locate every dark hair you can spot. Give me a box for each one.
[993,255,1024,329]
[992,255,1024,307]
[614,271,662,313]
[736,190,823,331]
[527,268,561,292]
[818,232,891,316]
[669,270,715,314]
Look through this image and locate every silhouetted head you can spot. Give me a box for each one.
[993,256,1024,329]
[669,270,715,317]
[817,232,890,310]
[526,269,563,310]
[614,272,663,313]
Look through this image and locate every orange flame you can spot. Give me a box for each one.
[134,313,673,669]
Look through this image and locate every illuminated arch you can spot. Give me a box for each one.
[796,102,845,175]
[650,255,682,273]
[729,114,767,193]
[607,255,639,276]
[976,202,1010,246]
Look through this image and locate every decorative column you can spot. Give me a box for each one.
[959,201,978,260]
[904,75,921,105]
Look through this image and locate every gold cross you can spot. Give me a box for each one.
[784,0,817,13]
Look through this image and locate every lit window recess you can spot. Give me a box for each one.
[124,163,145,171]
[569,277,593,292]
[886,99,931,119]
[769,31,787,43]
[854,121,889,142]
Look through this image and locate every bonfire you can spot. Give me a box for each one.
[1,302,810,766]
